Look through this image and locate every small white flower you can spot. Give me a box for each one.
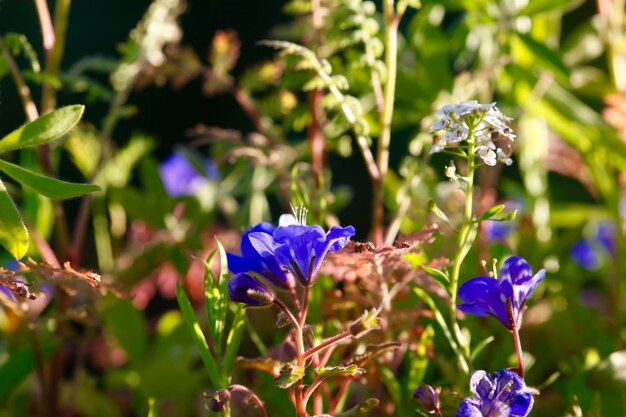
[497,148,513,166]
[429,101,516,167]
[477,146,497,166]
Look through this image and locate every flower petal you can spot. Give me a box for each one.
[510,392,534,417]
[500,256,533,286]
[227,273,275,306]
[456,399,483,417]
[458,276,509,326]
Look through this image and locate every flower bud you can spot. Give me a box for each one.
[207,389,231,412]
[227,273,275,306]
[413,384,441,413]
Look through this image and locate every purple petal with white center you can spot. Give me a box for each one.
[457,370,533,417]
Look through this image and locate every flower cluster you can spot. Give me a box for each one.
[226,212,355,306]
[457,256,545,330]
[457,370,534,417]
[430,101,515,166]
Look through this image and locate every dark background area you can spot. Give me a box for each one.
[0,0,290,153]
[0,0,381,234]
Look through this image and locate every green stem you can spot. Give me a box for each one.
[372,0,400,246]
[448,135,476,371]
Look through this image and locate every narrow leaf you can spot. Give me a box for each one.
[336,398,379,417]
[0,105,84,153]
[0,159,100,199]
[518,0,584,16]
[203,248,222,357]
[0,179,28,259]
[515,33,569,83]
[471,336,495,361]
[221,306,246,385]
[316,364,365,379]
[476,204,506,222]
[413,287,469,374]
[380,366,403,415]
[421,264,450,291]
[176,282,222,388]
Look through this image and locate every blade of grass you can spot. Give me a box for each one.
[176,282,222,388]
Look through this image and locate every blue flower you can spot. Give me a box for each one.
[484,221,515,241]
[227,273,275,306]
[569,223,615,270]
[457,370,533,417]
[248,223,355,287]
[159,151,218,197]
[228,214,355,287]
[458,256,545,330]
[227,222,293,289]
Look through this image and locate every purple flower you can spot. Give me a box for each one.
[227,273,275,306]
[247,223,355,286]
[569,239,600,270]
[413,384,441,414]
[458,256,545,330]
[457,370,533,417]
[227,222,293,289]
[228,214,355,287]
[159,151,218,197]
[570,223,615,270]
[484,221,515,241]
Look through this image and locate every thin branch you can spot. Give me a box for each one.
[229,385,268,417]
[0,36,39,121]
[33,0,56,53]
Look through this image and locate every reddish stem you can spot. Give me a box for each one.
[507,300,524,378]
[302,330,351,362]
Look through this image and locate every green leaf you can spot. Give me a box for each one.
[0,159,100,199]
[274,363,305,388]
[517,0,584,16]
[103,298,147,366]
[380,366,403,415]
[316,364,365,379]
[427,200,456,230]
[421,264,450,291]
[458,222,478,263]
[515,33,569,84]
[336,398,380,417]
[203,240,230,358]
[221,306,246,385]
[0,179,28,259]
[0,105,84,153]
[412,287,469,375]
[476,204,505,222]
[470,336,495,361]
[176,282,223,388]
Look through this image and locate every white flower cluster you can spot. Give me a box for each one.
[429,101,515,166]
